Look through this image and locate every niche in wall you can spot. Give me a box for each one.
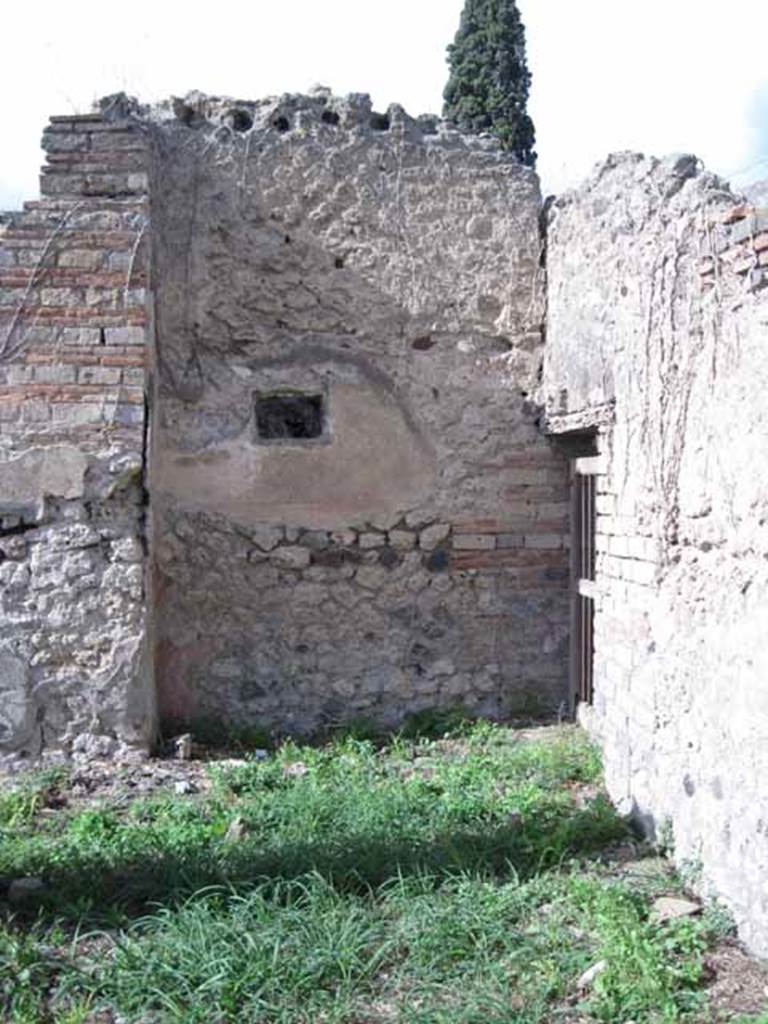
[254,393,326,441]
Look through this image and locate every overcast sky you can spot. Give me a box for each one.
[1,0,767,209]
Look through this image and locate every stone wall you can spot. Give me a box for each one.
[0,109,154,758]
[544,153,768,955]
[149,91,570,735]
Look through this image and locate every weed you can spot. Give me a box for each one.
[160,715,274,752]
[398,704,478,739]
[0,766,70,829]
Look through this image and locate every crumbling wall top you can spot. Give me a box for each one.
[93,88,533,165]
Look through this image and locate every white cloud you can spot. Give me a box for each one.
[1,0,767,207]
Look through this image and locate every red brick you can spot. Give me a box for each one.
[454,517,568,535]
[454,518,532,534]
[99,353,146,367]
[451,549,568,570]
[0,383,143,403]
[477,453,566,471]
[734,256,757,274]
[0,269,144,288]
[0,307,146,325]
[720,204,751,225]
[23,352,57,364]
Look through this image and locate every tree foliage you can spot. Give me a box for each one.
[443,0,536,166]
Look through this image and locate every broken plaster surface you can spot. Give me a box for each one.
[149,90,569,734]
[545,152,768,957]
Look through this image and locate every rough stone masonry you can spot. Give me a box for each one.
[149,90,569,735]
[1,91,767,958]
[1,90,570,755]
[543,152,768,957]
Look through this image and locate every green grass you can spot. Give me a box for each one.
[0,723,735,1022]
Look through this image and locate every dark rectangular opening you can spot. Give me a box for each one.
[553,429,599,712]
[255,394,324,440]
[574,470,596,706]
[576,471,596,584]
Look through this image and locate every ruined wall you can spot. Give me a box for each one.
[544,153,768,955]
[150,91,570,735]
[0,108,154,758]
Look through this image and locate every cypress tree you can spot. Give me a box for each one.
[443,0,536,166]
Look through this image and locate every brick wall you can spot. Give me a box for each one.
[0,110,154,758]
[699,202,768,293]
[544,152,768,957]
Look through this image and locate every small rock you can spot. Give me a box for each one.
[8,877,46,905]
[299,531,329,551]
[174,734,192,760]
[330,529,357,546]
[271,545,311,570]
[651,896,702,924]
[427,657,455,678]
[577,959,608,991]
[284,761,309,778]
[71,732,118,758]
[174,780,196,795]
[250,526,284,552]
[388,530,415,549]
[224,816,247,842]
[419,522,451,550]
[359,532,384,549]
[253,749,269,762]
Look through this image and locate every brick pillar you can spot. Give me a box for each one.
[0,110,155,757]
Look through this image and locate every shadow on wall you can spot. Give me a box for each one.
[147,140,563,740]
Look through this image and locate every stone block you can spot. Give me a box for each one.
[525,534,566,550]
[355,566,389,589]
[730,212,768,244]
[536,502,570,518]
[330,529,357,546]
[62,327,103,346]
[388,530,415,549]
[419,523,450,549]
[596,495,617,516]
[19,400,49,423]
[4,365,35,384]
[623,559,656,587]
[78,366,121,385]
[452,533,495,550]
[58,250,104,270]
[251,526,284,551]
[108,251,132,271]
[271,546,311,570]
[33,364,77,385]
[104,326,145,346]
[300,531,330,551]
[496,533,524,548]
[51,402,103,425]
[40,287,81,307]
[113,403,145,426]
[359,532,384,549]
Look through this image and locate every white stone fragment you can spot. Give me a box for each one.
[419,523,450,550]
